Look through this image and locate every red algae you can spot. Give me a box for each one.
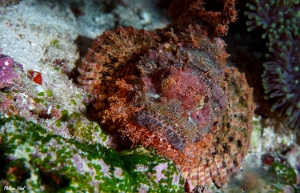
[28,70,42,85]
[78,0,254,191]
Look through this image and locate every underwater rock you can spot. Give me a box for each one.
[0,54,20,89]
[0,115,184,192]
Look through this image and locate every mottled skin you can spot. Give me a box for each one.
[78,0,254,191]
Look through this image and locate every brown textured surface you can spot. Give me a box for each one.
[168,0,238,36]
[0,0,20,7]
[78,0,254,190]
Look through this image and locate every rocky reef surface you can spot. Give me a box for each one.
[0,0,299,192]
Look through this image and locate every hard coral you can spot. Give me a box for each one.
[245,0,300,129]
[78,0,254,190]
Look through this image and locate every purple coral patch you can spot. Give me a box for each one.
[0,54,19,89]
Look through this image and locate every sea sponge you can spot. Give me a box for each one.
[78,24,254,190]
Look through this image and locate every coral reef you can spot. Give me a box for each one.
[0,1,188,191]
[0,54,110,147]
[245,0,300,129]
[0,0,299,192]
[242,116,300,192]
[0,115,184,192]
[78,0,255,190]
[225,154,298,192]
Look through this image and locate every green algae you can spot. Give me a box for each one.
[0,115,184,192]
[33,97,44,103]
[268,162,297,185]
[75,94,82,99]
[51,39,60,48]
[261,162,298,193]
[37,92,45,96]
[45,89,53,97]
[70,99,77,105]
[55,110,108,143]
[223,161,298,193]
